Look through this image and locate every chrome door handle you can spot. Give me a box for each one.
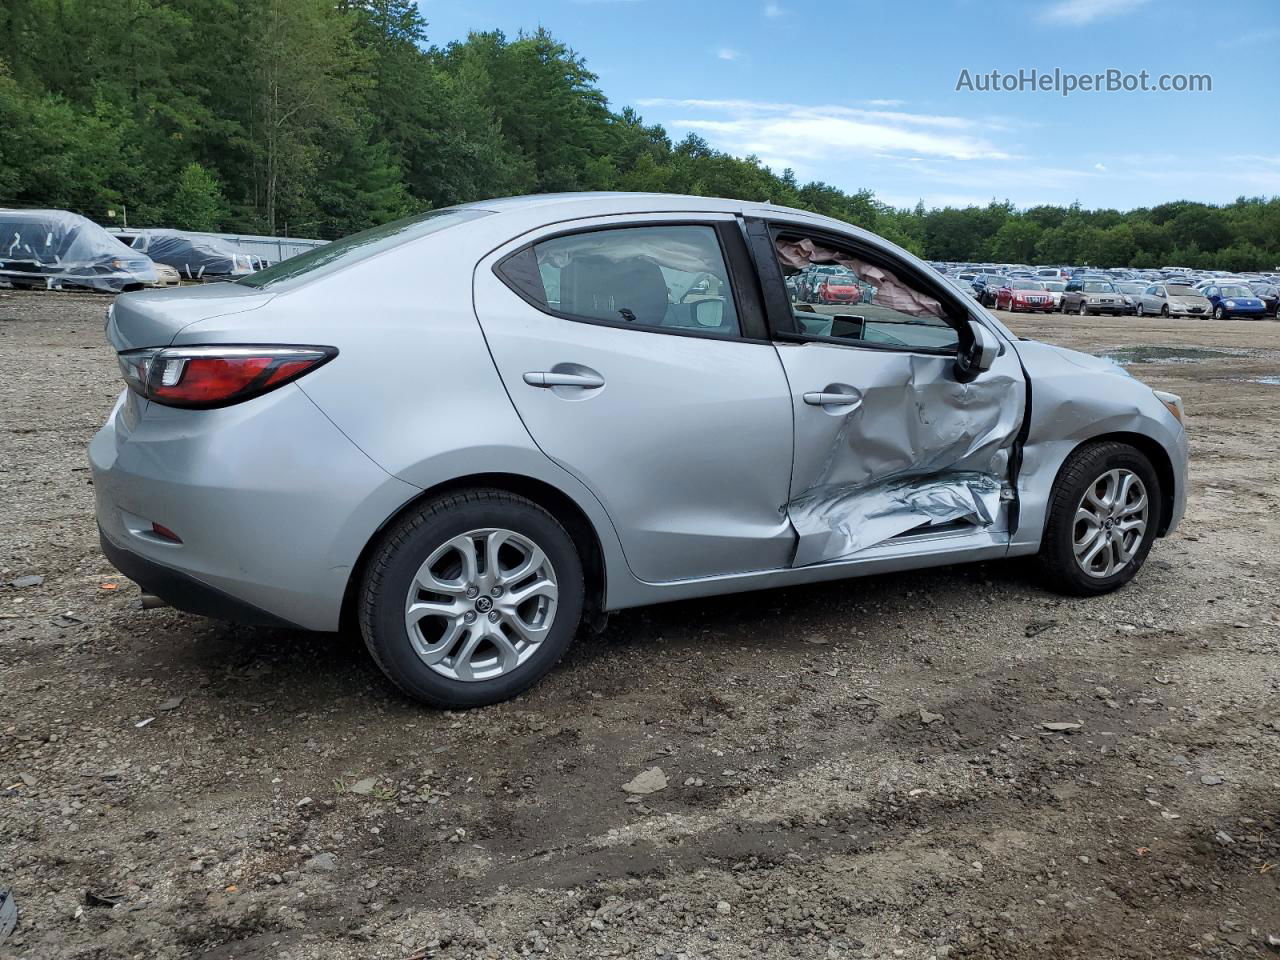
[803,391,859,406]
[523,371,606,389]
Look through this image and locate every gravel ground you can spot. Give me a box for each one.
[1,290,1278,960]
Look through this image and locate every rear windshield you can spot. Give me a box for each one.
[239,207,490,290]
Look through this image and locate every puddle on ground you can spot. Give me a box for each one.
[1228,376,1280,385]
[1098,346,1238,365]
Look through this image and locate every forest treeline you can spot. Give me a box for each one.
[1,0,1276,269]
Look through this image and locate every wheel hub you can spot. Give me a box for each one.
[403,527,559,682]
[1072,468,1149,579]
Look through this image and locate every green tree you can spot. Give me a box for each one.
[1,1,1278,271]
[168,162,228,230]
[991,218,1041,263]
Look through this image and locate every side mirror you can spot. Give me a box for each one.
[690,298,725,328]
[954,322,1000,383]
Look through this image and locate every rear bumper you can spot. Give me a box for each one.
[99,526,298,627]
[89,384,419,631]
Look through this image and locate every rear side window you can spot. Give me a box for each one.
[238,207,490,290]
[496,225,741,337]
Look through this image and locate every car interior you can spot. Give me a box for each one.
[533,225,741,336]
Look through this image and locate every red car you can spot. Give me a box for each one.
[996,279,1055,313]
[815,271,867,305]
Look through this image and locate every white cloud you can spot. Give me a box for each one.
[864,98,906,107]
[763,2,785,16]
[1041,0,1149,25]
[1094,162,1107,171]
[636,97,1010,163]
[717,48,742,61]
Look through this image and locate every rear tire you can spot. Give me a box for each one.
[359,489,584,708]
[1038,441,1161,596]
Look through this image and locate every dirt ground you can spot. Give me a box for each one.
[1,289,1278,960]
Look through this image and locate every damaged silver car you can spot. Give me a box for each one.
[91,193,1188,707]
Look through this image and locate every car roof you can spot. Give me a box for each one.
[456,191,860,232]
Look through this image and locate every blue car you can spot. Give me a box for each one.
[1200,282,1267,319]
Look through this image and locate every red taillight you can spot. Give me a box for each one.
[118,346,336,409]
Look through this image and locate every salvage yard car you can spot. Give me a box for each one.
[1114,281,1149,315]
[994,278,1054,313]
[91,193,1188,708]
[117,229,257,280]
[1062,278,1126,316]
[0,209,158,292]
[1136,283,1212,317]
[1197,282,1268,320]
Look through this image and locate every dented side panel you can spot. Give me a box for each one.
[775,340,1026,565]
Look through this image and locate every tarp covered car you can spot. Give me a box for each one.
[121,230,257,280]
[0,210,158,293]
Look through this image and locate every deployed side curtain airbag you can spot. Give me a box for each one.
[775,236,944,318]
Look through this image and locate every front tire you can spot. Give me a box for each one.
[359,490,585,708]
[1078,301,1089,316]
[1037,441,1161,596]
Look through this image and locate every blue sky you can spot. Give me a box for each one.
[418,0,1279,211]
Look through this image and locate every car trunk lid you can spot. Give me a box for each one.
[107,284,276,351]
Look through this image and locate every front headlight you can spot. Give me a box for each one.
[1153,389,1185,425]
[1225,299,1236,308]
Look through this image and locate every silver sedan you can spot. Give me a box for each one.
[91,193,1189,707]
[1137,283,1213,317]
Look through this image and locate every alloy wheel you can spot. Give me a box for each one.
[403,528,558,682]
[1072,468,1149,579]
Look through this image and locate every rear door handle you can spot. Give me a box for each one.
[523,371,606,389]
